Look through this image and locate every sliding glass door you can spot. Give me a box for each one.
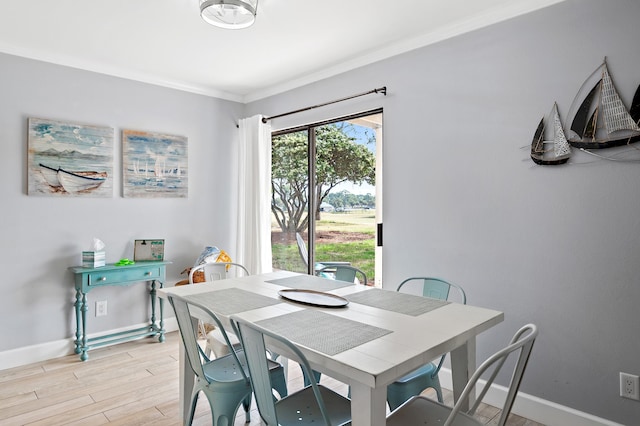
[271,110,383,286]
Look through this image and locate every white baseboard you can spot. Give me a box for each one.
[0,319,178,370]
[439,368,622,426]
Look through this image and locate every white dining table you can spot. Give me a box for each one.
[158,270,503,426]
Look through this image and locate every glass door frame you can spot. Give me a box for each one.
[272,108,383,281]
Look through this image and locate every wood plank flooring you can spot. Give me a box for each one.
[0,332,544,425]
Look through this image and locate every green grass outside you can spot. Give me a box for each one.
[272,209,376,282]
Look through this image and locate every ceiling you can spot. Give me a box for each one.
[0,0,564,103]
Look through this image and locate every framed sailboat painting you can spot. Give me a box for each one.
[122,129,188,198]
[27,117,114,197]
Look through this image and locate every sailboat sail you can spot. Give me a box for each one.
[531,102,571,165]
[566,59,640,148]
[571,82,600,138]
[601,67,640,134]
[553,107,571,157]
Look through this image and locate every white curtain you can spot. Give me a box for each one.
[236,115,273,274]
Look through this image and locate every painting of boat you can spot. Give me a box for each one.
[39,163,107,193]
[565,58,640,149]
[28,118,113,197]
[531,102,571,165]
[57,168,107,193]
[39,163,62,187]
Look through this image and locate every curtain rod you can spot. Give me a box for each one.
[261,86,387,123]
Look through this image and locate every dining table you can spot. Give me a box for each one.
[158,270,503,426]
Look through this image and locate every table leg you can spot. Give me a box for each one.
[178,319,196,421]
[349,381,387,426]
[450,337,477,411]
[80,292,89,361]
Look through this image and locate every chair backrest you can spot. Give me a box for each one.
[447,324,538,426]
[397,277,467,304]
[318,264,367,285]
[168,294,248,383]
[397,277,466,374]
[189,262,250,283]
[231,315,334,426]
[296,232,309,267]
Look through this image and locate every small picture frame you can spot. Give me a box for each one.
[134,239,165,261]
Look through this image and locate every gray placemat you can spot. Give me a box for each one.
[257,310,392,356]
[183,288,281,316]
[267,274,355,290]
[345,288,449,316]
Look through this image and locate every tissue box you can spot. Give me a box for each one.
[82,251,105,268]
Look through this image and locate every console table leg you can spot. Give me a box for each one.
[74,290,82,354]
[80,292,89,361]
[158,281,165,342]
[150,280,157,328]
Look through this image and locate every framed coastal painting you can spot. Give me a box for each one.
[27,118,114,197]
[122,129,188,198]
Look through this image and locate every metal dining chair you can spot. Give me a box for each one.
[296,232,351,274]
[386,277,467,410]
[188,262,250,358]
[231,315,352,426]
[316,264,368,286]
[168,294,288,424]
[386,324,538,426]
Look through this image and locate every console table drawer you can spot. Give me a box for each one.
[88,266,162,287]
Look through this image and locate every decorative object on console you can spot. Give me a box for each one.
[134,239,165,261]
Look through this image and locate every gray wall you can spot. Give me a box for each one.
[0,53,243,350]
[2,0,639,423]
[247,0,640,423]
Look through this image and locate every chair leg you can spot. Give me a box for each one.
[271,368,288,398]
[431,375,443,403]
[302,369,322,387]
[187,389,200,426]
[205,387,251,426]
[242,394,252,423]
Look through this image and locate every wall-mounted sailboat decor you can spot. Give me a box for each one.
[531,58,640,166]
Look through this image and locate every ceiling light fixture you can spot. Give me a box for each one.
[199,0,258,29]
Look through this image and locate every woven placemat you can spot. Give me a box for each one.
[257,309,392,356]
[345,288,449,316]
[183,288,281,316]
[267,274,355,290]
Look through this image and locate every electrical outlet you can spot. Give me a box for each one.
[96,300,108,317]
[620,372,639,400]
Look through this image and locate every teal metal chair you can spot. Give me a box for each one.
[317,264,368,286]
[231,315,352,426]
[387,324,538,426]
[188,262,250,359]
[168,294,287,425]
[296,232,351,274]
[386,277,467,411]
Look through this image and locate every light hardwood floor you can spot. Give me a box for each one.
[0,332,544,425]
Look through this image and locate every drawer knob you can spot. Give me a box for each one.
[145,272,152,276]
[98,277,107,281]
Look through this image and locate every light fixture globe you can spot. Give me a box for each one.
[200,0,258,29]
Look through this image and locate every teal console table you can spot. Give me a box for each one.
[70,260,171,361]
